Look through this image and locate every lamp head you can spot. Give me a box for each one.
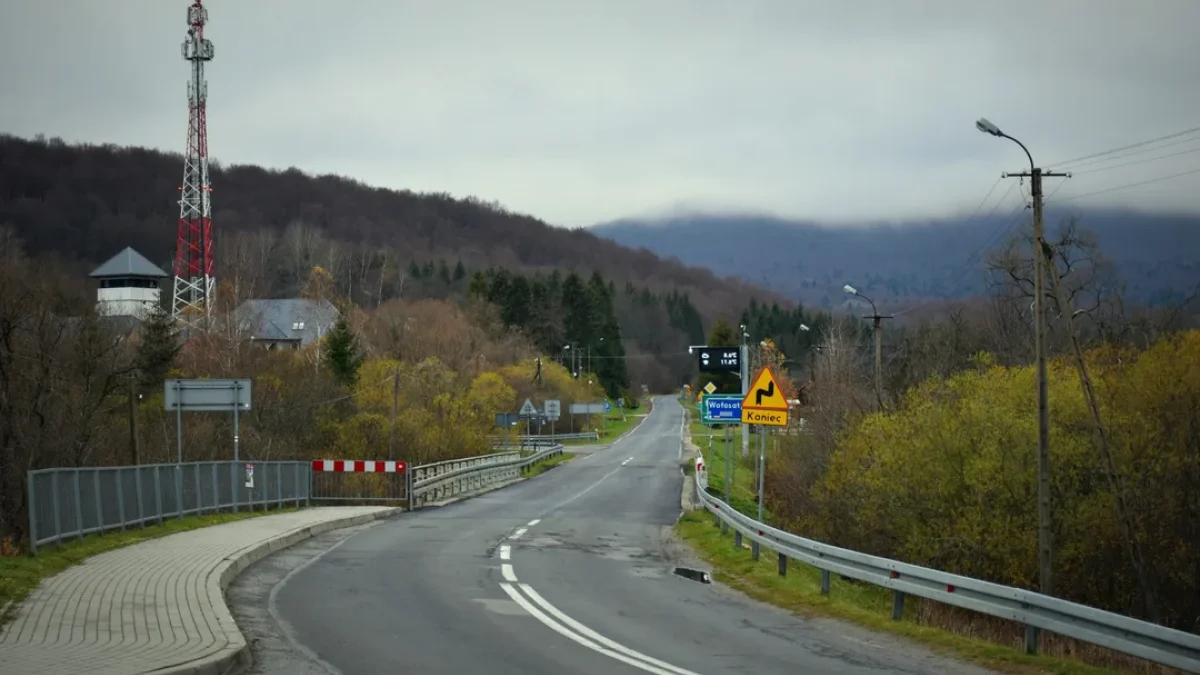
[976,117,1003,137]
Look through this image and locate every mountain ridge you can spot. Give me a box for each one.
[592,209,1200,311]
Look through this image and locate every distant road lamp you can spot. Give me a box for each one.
[798,324,815,382]
[843,284,891,407]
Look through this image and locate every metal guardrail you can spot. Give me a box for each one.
[693,473,1200,672]
[410,445,565,508]
[27,461,311,553]
[490,432,599,447]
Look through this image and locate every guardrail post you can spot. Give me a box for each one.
[777,552,787,576]
[135,468,144,528]
[27,471,38,554]
[734,530,742,549]
[751,541,760,561]
[153,465,164,524]
[51,471,62,548]
[73,469,84,542]
[116,468,126,532]
[92,469,102,537]
[820,570,831,595]
[891,590,905,620]
[1024,625,1039,655]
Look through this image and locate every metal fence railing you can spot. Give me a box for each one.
[27,461,311,553]
[490,432,599,448]
[693,471,1200,672]
[25,447,570,553]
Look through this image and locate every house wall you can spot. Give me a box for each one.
[96,286,160,320]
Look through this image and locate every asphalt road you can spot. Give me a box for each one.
[236,396,996,675]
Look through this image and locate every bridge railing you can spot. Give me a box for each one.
[27,460,310,553]
[409,445,565,508]
[26,445,568,552]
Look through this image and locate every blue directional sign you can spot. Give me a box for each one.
[701,394,742,425]
[603,400,612,413]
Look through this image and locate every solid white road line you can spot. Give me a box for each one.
[499,583,702,675]
[527,518,541,527]
[519,584,701,675]
[511,527,527,540]
[499,545,510,561]
[501,564,519,582]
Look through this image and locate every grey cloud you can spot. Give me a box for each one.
[1,0,1197,228]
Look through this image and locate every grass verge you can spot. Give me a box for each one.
[674,510,1124,675]
[0,508,296,628]
[523,451,575,477]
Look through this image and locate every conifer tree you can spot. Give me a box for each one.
[135,301,181,392]
[324,312,364,387]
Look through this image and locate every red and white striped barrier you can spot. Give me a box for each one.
[311,459,407,473]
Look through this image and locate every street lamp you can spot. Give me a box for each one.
[977,117,1063,606]
[843,284,891,406]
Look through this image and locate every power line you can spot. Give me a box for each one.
[1068,145,1200,175]
[1048,125,1200,168]
[1060,135,1200,173]
[1048,166,1200,204]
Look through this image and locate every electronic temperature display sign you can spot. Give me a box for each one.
[696,347,740,373]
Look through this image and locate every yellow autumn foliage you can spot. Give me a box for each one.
[797,330,1200,629]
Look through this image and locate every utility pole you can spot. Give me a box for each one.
[127,375,140,465]
[388,365,400,461]
[977,118,1069,610]
[739,323,749,459]
[1003,163,1069,601]
[867,313,892,407]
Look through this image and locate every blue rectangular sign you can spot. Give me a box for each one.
[701,394,742,424]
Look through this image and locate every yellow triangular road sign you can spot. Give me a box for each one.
[741,366,789,411]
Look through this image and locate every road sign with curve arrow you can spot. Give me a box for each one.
[740,366,789,426]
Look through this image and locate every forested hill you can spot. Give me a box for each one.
[0,133,786,322]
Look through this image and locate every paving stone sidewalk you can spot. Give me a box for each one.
[0,506,397,675]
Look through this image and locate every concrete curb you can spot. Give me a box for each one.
[679,411,703,512]
[161,508,400,675]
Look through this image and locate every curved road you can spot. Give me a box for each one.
[250,396,994,675]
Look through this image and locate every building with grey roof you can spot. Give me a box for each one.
[89,247,169,321]
[232,298,340,349]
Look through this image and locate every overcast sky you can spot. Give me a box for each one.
[2,1,1198,228]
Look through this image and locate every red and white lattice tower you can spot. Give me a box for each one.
[171,0,216,324]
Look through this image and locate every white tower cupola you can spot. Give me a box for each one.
[89,247,169,321]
